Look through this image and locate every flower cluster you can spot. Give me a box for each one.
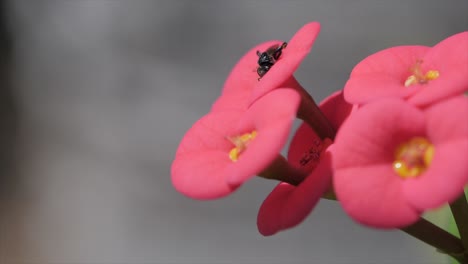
[171,22,468,240]
[334,31,468,228]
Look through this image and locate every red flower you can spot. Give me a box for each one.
[333,96,468,228]
[344,32,468,107]
[257,91,356,235]
[172,89,301,199]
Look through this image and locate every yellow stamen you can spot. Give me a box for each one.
[404,75,418,87]
[229,148,241,162]
[393,137,434,179]
[228,131,257,162]
[404,60,439,87]
[425,70,439,81]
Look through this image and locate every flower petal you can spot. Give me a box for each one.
[172,151,238,199]
[172,111,244,199]
[257,148,333,236]
[249,22,321,105]
[211,89,251,112]
[333,99,426,170]
[403,139,468,210]
[344,73,421,104]
[403,96,468,209]
[319,90,357,131]
[409,32,468,106]
[226,88,301,185]
[334,164,421,228]
[425,95,468,144]
[287,122,323,173]
[225,121,295,186]
[344,45,430,104]
[288,90,356,173]
[222,40,282,95]
[350,46,430,76]
[175,111,242,156]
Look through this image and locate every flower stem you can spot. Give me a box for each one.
[284,78,336,140]
[450,191,468,260]
[259,155,307,186]
[297,95,336,140]
[402,218,466,263]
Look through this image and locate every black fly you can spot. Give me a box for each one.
[256,42,287,80]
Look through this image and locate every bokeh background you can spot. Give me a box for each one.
[1,0,467,263]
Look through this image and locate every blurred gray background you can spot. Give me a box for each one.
[0,0,467,263]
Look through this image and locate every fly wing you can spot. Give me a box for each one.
[265,44,280,54]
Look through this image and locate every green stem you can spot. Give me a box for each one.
[450,192,468,260]
[402,218,466,263]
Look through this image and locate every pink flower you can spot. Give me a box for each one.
[212,22,335,139]
[171,88,301,199]
[344,32,468,107]
[257,91,356,236]
[333,96,468,228]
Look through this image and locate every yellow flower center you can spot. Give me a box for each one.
[393,137,435,179]
[228,131,257,162]
[404,59,439,87]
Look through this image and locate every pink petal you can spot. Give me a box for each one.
[247,88,302,128]
[249,22,321,104]
[257,148,333,236]
[172,111,244,199]
[256,91,351,236]
[334,164,421,228]
[425,96,468,144]
[344,73,421,104]
[409,32,468,106]
[350,46,430,76]
[222,40,283,95]
[403,139,468,210]
[426,32,468,68]
[256,182,291,236]
[226,88,300,185]
[333,99,426,170]
[287,122,323,173]
[403,96,468,209]
[408,71,468,107]
[318,90,357,130]
[225,121,295,186]
[287,90,355,173]
[171,151,238,200]
[344,45,430,104]
[173,89,300,198]
[175,111,242,156]
[211,89,251,112]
